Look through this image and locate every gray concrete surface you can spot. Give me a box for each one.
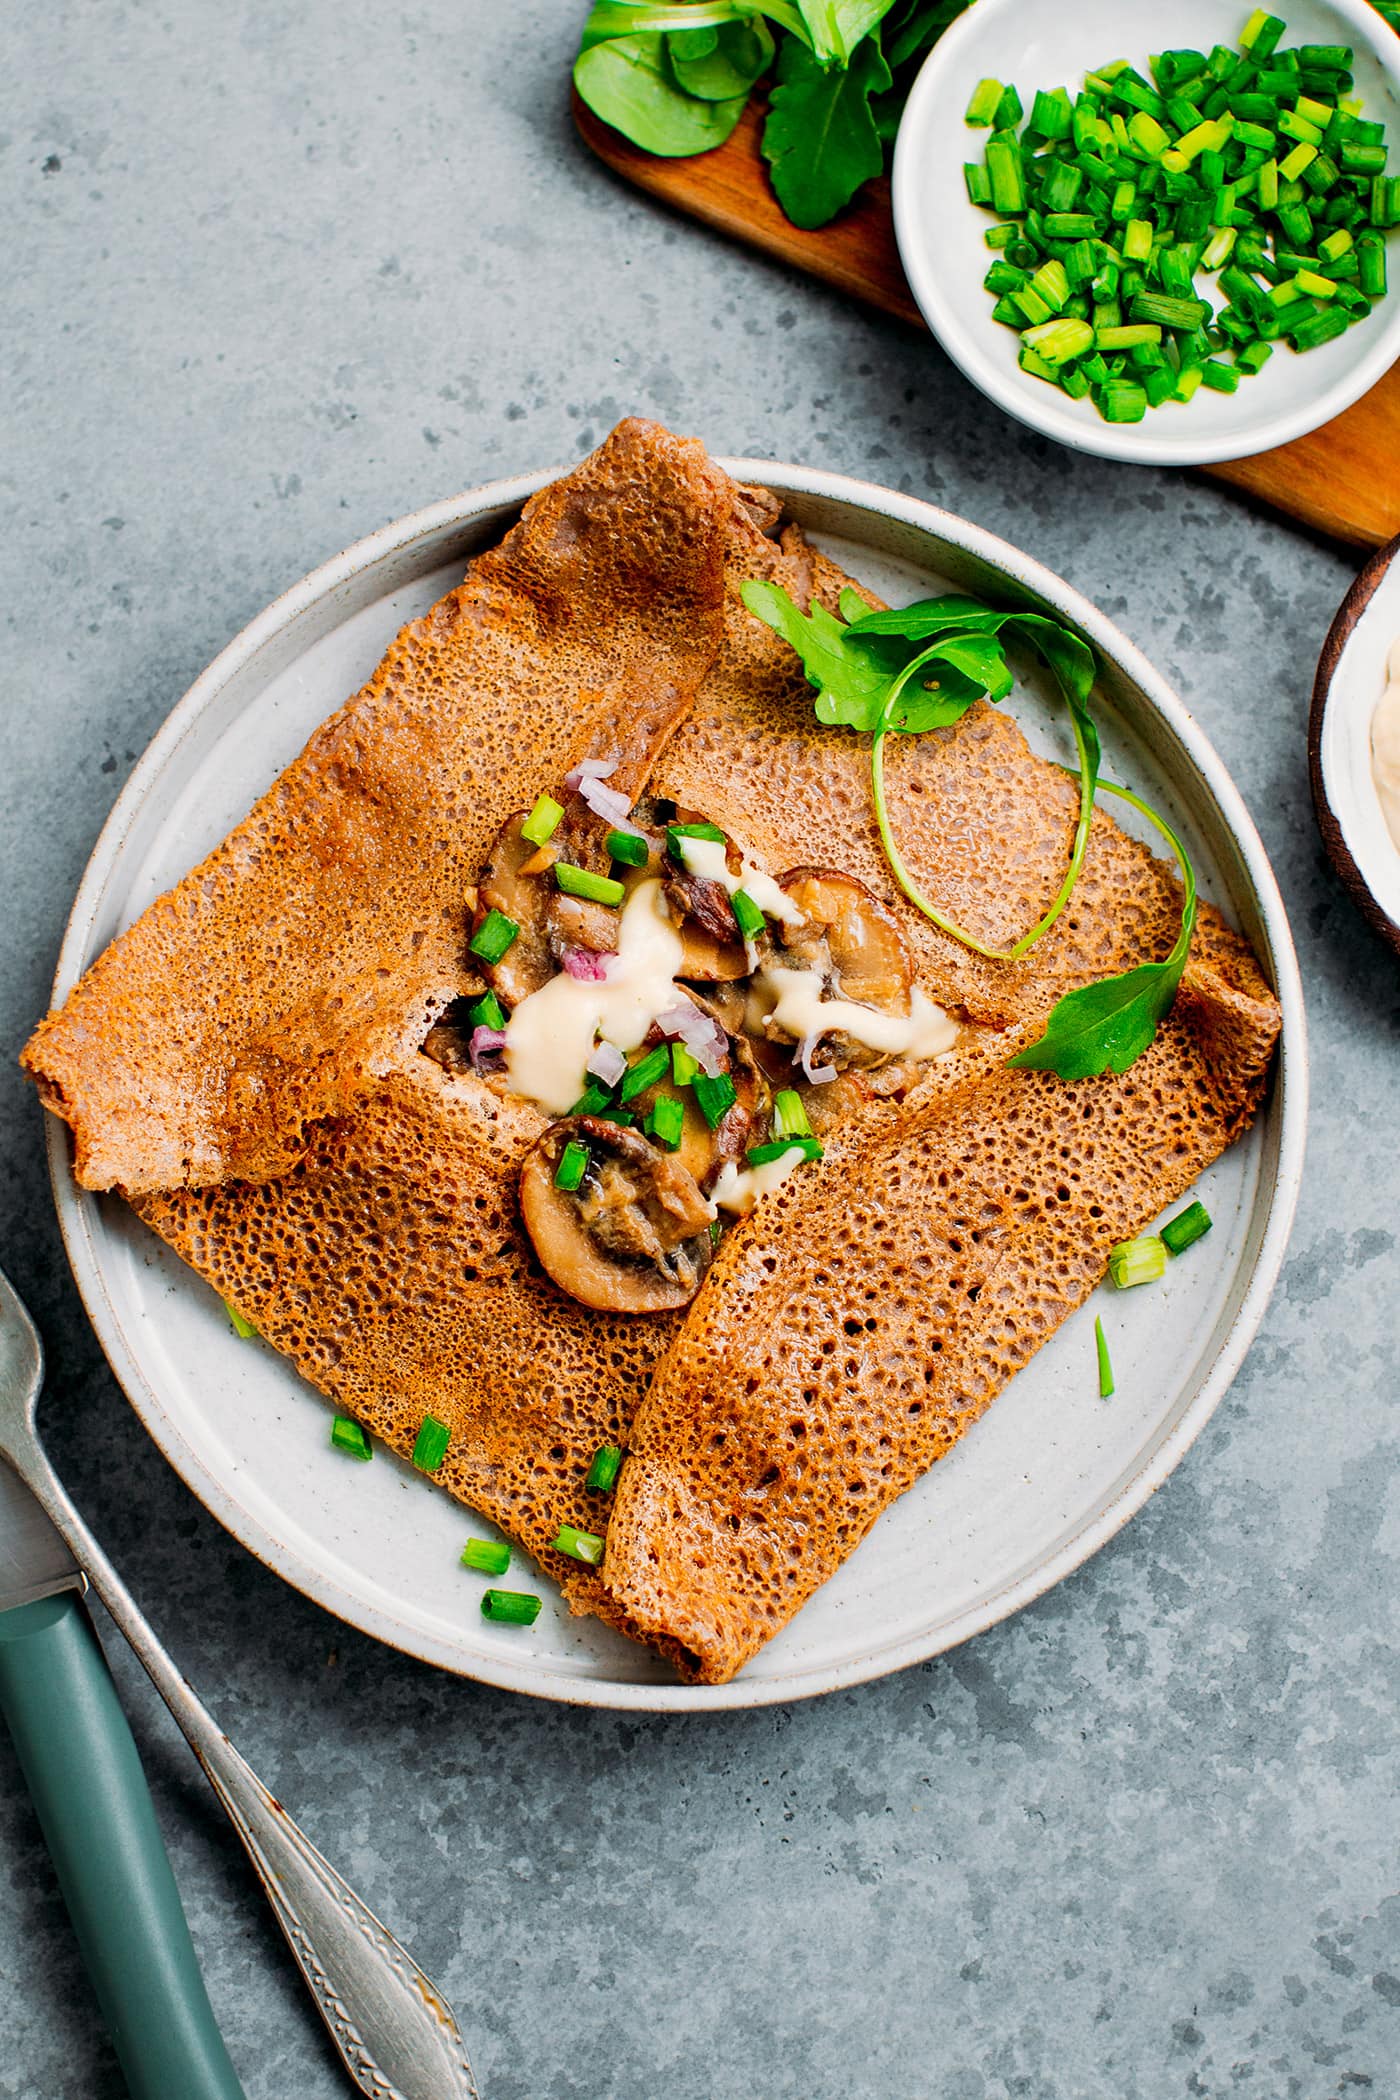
[3,5,1397,2096]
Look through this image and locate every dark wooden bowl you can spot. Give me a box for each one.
[1309,530,1400,957]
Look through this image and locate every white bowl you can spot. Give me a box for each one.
[893,0,1400,465]
[1310,529,1400,948]
[46,462,1306,1710]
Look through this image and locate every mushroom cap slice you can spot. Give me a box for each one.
[777,869,912,1012]
[758,869,915,1074]
[520,1117,716,1314]
[471,811,559,1006]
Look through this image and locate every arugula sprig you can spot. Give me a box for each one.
[574,0,972,226]
[1008,780,1197,1080]
[741,581,1100,962]
[741,580,1199,1080]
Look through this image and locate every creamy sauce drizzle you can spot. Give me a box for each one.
[503,881,684,1114]
[676,835,807,928]
[709,1146,809,1216]
[756,966,960,1059]
[1371,634,1400,852]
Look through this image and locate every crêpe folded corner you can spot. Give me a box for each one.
[23,417,737,1194]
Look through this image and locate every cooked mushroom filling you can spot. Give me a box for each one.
[446,776,959,1311]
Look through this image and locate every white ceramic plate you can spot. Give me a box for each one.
[1310,529,1400,949]
[47,462,1307,1710]
[893,0,1400,465]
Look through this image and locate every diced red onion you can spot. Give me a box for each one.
[587,1041,627,1087]
[579,777,635,826]
[563,757,618,790]
[656,1001,727,1077]
[796,1032,837,1085]
[562,946,614,982]
[469,1025,509,1073]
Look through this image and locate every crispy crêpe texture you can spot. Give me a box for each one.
[23,421,1281,1679]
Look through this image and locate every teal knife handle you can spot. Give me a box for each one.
[0,1589,246,2100]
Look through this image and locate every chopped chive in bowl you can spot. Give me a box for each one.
[959,10,1396,426]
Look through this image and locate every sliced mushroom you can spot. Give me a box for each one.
[759,868,914,1073]
[471,812,557,1006]
[660,811,749,982]
[520,1117,716,1313]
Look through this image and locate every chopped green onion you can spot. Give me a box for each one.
[585,1445,623,1493]
[746,1137,823,1167]
[965,76,1004,126]
[1022,316,1094,364]
[552,1524,605,1566]
[554,1137,590,1192]
[986,133,1027,214]
[1107,1235,1167,1288]
[1095,323,1162,350]
[554,863,626,907]
[619,1044,670,1101]
[771,1088,813,1141]
[645,1094,685,1150]
[994,83,1023,131]
[571,1079,614,1117]
[1241,12,1285,58]
[521,794,564,847]
[461,1538,510,1575]
[1128,291,1210,328]
[965,161,992,207]
[469,909,519,965]
[594,1106,636,1127]
[1161,1199,1213,1254]
[481,1589,541,1625]
[224,1298,257,1340]
[666,821,727,858]
[412,1414,451,1472]
[331,1416,372,1461]
[1094,1316,1115,1399]
[730,889,768,942]
[1200,357,1240,391]
[606,828,649,867]
[1098,381,1148,422]
[670,1041,700,1086]
[693,1072,737,1129]
[468,989,507,1033]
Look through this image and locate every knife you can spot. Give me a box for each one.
[0,1459,245,2099]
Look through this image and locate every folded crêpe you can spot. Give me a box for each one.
[23,420,1281,1682]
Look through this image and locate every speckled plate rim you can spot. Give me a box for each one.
[45,457,1307,1710]
[1309,529,1400,955]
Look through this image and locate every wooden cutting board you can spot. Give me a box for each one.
[575,91,1400,549]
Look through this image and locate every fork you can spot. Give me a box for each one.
[0,1264,479,2100]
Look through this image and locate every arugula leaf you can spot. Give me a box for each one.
[740,579,890,727]
[744,576,1102,966]
[669,17,774,99]
[574,32,750,153]
[794,0,896,64]
[1006,783,1198,1081]
[762,28,891,227]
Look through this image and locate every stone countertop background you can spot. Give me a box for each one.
[3,5,1397,2097]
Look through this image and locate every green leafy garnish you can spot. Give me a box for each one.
[669,17,774,99]
[573,0,974,229]
[741,579,1100,962]
[1007,780,1196,1082]
[743,585,1199,1081]
[762,30,890,229]
[573,32,750,156]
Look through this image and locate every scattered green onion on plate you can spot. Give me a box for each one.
[461,1538,511,1576]
[1108,1235,1168,1288]
[481,1589,542,1626]
[330,1416,372,1461]
[585,1444,624,1494]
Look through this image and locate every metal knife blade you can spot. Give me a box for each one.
[0,1460,83,1614]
